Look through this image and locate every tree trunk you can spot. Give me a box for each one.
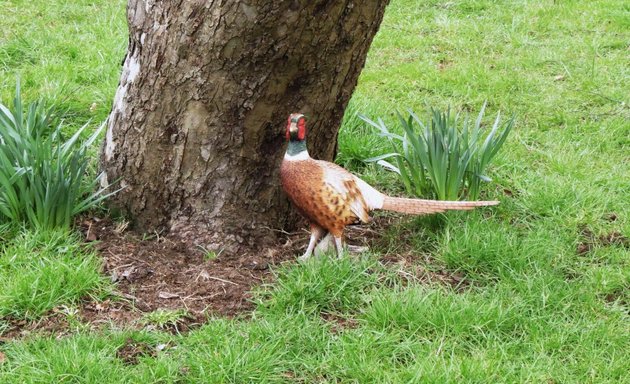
[101,0,389,252]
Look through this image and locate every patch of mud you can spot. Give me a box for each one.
[576,224,629,256]
[84,217,301,319]
[116,338,157,365]
[4,214,476,339]
[2,217,305,339]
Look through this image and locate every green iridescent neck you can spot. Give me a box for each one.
[286,140,308,156]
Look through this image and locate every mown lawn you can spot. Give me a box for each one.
[1,0,629,382]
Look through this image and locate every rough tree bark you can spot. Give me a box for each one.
[101,0,389,252]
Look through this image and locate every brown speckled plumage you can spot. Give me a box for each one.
[281,159,360,237]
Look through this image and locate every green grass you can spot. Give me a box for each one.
[1,0,629,382]
[0,228,109,321]
[255,255,381,316]
[0,0,127,126]
[140,309,191,332]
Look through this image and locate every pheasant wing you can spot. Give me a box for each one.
[317,161,384,223]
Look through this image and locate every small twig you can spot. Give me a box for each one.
[206,276,239,286]
[184,293,222,301]
[397,269,419,282]
[120,293,139,302]
[259,225,293,235]
[179,296,192,312]
[111,263,134,271]
[85,222,93,240]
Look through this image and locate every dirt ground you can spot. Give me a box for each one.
[79,216,304,330]
[3,214,475,339]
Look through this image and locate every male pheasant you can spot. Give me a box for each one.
[280,113,499,261]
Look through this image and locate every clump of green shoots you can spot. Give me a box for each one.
[0,80,117,229]
[360,103,513,200]
[140,309,191,332]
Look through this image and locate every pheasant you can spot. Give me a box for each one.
[280,113,499,261]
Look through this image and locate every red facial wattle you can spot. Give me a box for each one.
[297,118,306,140]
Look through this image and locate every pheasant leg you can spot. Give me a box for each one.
[314,233,333,257]
[299,225,325,262]
[333,236,344,258]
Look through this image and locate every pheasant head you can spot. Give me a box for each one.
[284,113,309,159]
[286,113,307,141]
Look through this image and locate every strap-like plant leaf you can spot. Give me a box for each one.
[362,103,513,200]
[0,80,119,229]
[375,159,400,175]
[364,152,401,163]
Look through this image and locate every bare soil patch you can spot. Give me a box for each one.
[576,224,629,256]
[116,338,157,365]
[81,217,302,324]
[3,214,471,339]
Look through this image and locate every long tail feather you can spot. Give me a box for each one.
[381,196,499,215]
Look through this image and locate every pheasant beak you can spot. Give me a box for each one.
[289,119,299,135]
